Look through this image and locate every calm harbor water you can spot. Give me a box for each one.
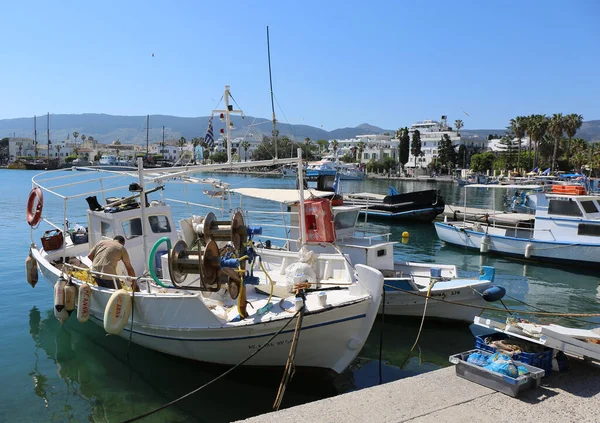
[1,169,599,422]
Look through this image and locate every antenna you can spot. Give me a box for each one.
[34,115,37,160]
[47,112,50,163]
[267,26,278,159]
[146,115,150,157]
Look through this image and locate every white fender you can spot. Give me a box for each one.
[54,278,67,313]
[104,289,132,335]
[77,283,92,323]
[25,251,38,288]
[480,235,490,253]
[524,243,533,259]
[64,281,77,314]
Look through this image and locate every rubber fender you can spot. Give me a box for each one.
[104,289,132,335]
[482,285,506,302]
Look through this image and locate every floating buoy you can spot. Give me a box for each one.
[524,243,533,259]
[64,279,77,314]
[480,235,490,253]
[77,283,92,323]
[104,289,132,335]
[402,231,409,238]
[482,285,506,302]
[25,249,38,288]
[54,277,66,313]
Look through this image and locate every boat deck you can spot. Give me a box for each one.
[440,205,534,226]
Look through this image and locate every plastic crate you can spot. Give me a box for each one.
[41,229,64,251]
[476,333,553,376]
[449,349,545,397]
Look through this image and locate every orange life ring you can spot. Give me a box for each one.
[26,187,43,227]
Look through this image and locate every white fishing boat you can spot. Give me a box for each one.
[228,187,504,323]
[435,183,600,266]
[24,86,383,374]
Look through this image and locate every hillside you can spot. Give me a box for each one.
[1,114,598,144]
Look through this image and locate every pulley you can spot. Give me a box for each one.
[202,211,247,250]
[168,239,222,290]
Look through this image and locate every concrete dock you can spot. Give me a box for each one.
[240,357,600,422]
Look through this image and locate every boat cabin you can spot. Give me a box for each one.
[86,197,179,276]
[531,193,600,241]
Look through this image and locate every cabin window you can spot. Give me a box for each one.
[334,210,359,230]
[578,223,600,237]
[377,249,386,257]
[149,215,171,233]
[547,199,582,217]
[101,221,113,238]
[581,201,599,214]
[122,218,143,239]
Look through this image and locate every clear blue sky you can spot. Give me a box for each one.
[2,0,598,131]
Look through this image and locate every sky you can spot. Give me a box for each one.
[1,0,599,131]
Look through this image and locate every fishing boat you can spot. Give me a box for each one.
[287,157,365,180]
[343,187,445,222]
[435,183,600,266]
[24,86,383,374]
[229,186,504,323]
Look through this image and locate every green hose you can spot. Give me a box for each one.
[149,237,172,288]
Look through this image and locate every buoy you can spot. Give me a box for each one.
[482,285,506,302]
[104,289,132,335]
[402,231,409,238]
[64,279,77,314]
[77,283,92,323]
[25,249,38,288]
[480,235,490,253]
[524,243,533,259]
[54,277,67,313]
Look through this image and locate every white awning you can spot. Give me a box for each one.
[466,184,542,189]
[231,188,332,204]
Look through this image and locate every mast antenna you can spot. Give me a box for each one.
[267,26,278,159]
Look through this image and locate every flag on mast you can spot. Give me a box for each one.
[205,116,215,147]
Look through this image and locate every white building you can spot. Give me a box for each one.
[406,116,488,168]
[328,135,397,163]
[8,137,76,161]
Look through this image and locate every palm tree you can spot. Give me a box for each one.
[510,116,526,173]
[331,140,339,158]
[192,137,203,163]
[88,136,94,144]
[73,131,79,148]
[56,144,62,162]
[357,141,366,164]
[241,140,250,161]
[80,134,86,147]
[454,119,464,136]
[563,114,583,171]
[548,113,564,172]
[316,139,328,154]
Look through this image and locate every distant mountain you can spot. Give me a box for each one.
[0,114,598,144]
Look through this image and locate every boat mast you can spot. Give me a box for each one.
[267,26,278,159]
[146,114,150,157]
[34,115,37,160]
[212,85,244,164]
[47,112,50,163]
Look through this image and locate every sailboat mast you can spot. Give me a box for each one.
[146,115,150,157]
[267,26,278,159]
[34,115,37,159]
[47,113,50,163]
[225,85,232,164]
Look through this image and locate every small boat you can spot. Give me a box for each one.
[305,157,365,180]
[435,183,600,266]
[343,187,445,222]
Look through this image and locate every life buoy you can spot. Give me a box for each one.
[104,289,132,335]
[77,283,92,323]
[26,187,43,227]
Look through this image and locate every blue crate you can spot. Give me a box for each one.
[475,333,553,376]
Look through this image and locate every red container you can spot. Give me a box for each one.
[304,198,336,243]
[41,229,64,251]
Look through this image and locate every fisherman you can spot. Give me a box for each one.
[87,235,136,289]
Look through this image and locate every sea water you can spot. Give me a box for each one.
[1,169,598,422]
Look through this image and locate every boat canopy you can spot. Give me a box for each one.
[231,188,332,204]
[466,184,543,189]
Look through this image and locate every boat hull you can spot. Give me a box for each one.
[435,222,600,265]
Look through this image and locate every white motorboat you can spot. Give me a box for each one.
[435,183,600,266]
[25,86,383,374]
[229,187,503,323]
